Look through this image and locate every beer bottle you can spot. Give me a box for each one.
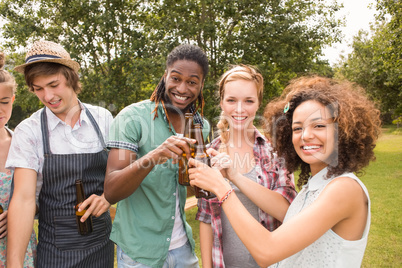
[75,180,93,235]
[0,204,3,237]
[178,113,193,186]
[0,204,5,237]
[193,123,216,199]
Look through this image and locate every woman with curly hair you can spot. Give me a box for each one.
[188,75,381,267]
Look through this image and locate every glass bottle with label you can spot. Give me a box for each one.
[0,204,3,236]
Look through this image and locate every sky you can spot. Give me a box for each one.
[322,0,378,66]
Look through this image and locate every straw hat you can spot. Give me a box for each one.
[14,40,80,73]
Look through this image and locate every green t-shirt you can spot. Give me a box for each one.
[107,99,210,267]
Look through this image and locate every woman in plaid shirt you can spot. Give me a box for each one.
[195,65,296,268]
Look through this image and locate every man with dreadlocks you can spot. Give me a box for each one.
[104,44,209,268]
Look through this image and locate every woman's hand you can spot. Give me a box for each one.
[188,158,231,200]
[207,148,239,182]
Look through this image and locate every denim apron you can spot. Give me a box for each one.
[37,107,114,267]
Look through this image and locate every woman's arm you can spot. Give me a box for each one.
[229,172,290,222]
[189,159,366,267]
[199,222,213,268]
[7,168,37,268]
[208,148,290,221]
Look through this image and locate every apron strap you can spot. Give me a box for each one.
[83,104,107,149]
[40,108,51,155]
[40,105,107,156]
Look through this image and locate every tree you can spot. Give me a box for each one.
[1,0,343,125]
[147,0,341,120]
[335,0,401,122]
[1,0,157,114]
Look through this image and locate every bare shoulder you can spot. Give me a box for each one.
[322,176,368,206]
[324,176,369,239]
[329,176,365,194]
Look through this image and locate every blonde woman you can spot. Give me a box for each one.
[195,65,296,268]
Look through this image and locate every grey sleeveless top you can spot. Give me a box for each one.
[221,166,260,268]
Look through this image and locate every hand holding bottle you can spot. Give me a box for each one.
[150,135,196,165]
[188,158,231,200]
[77,193,111,222]
[206,148,240,183]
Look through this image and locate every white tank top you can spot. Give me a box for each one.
[272,167,370,268]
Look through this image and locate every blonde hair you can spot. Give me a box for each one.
[0,52,17,94]
[216,64,263,151]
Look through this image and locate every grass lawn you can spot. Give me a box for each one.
[185,125,402,267]
[359,127,402,267]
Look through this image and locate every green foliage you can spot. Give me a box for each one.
[1,0,342,124]
[334,0,402,123]
[392,116,401,128]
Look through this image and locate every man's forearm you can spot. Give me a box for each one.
[104,151,157,204]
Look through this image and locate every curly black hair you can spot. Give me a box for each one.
[263,76,381,189]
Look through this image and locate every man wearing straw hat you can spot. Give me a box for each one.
[6,40,114,267]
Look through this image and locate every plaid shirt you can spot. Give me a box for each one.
[196,128,297,268]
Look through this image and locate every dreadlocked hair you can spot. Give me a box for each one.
[150,44,209,128]
[150,76,166,119]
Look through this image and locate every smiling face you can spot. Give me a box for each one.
[292,100,336,175]
[0,84,14,128]
[163,60,204,113]
[220,80,259,131]
[32,73,79,122]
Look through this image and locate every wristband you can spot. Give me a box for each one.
[219,188,234,204]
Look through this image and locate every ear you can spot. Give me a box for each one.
[11,94,15,104]
[220,100,223,110]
